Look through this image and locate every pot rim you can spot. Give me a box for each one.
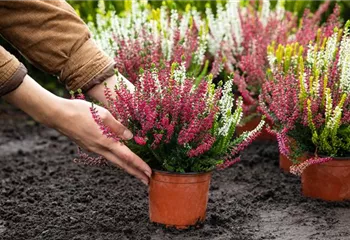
[306,152,350,161]
[152,169,214,176]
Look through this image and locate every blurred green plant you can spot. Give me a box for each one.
[68,0,222,23]
[70,1,350,23]
[2,0,349,95]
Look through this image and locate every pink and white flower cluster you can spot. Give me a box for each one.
[206,1,340,115]
[92,64,264,172]
[260,22,350,174]
[89,1,207,84]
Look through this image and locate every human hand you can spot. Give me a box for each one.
[53,99,152,185]
[3,75,151,185]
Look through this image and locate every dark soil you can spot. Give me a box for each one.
[1,105,350,240]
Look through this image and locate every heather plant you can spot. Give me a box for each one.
[90,63,264,173]
[206,0,340,115]
[89,0,208,84]
[260,22,350,174]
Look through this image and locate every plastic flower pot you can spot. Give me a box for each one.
[302,156,350,201]
[236,116,275,141]
[279,153,307,173]
[279,153,292,172]
[149,170,212,229]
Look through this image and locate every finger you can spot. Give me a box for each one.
[102,150,150,185]
[108,141,152,178]
[101,109,133,140]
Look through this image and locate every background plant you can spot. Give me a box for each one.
[1,0,347,97]
[260,22,350,174]
[89,1,208,84]
[206,0,340,116]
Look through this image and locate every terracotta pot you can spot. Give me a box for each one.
[279,153,292,172]
[149,170,212,229]
[279,153,307,173]
[302,156,350,201]
[236,116,275,141]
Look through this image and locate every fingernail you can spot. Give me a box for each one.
[141,179,148,186]
[144,170,152,178]
[123,129,133,140]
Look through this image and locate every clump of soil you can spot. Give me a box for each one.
[1,105,350,240]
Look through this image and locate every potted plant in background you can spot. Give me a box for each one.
[258,2,341,172]
[89,63,264,228]
[206,0,339,140]
[261,22,350,200]
[289,24,350,201]
[89,0,208,84]
[259,42,307,172]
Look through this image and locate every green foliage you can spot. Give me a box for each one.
[308,93,349,157]
[69,1,350,26]
[3,0,348,94]
[68,0,224,23]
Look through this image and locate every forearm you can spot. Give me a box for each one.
[87,73,135,105]
[2,75,65,128]
[2,74,151,184]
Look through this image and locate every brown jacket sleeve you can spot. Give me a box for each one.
[0,46,27,96]
[0,0,114,94]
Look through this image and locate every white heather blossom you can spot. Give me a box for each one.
[191,8,204,29]
[193,28,208,65]
[338,27,350,93]
[298,72,309,93]
[242,118,265,140]
[312,74,320,98]
[206,5,225,55]
[307,33,336,75]
[306,43,315,66]
[179,11,190,38]
[330,105,344,129]
[150,69,162,96]
[260,0,270,27]
[89,0,152,56]
[276,0,286,21]
[217,80,238,136]
[339,54,350,93]
[324,32,338,68]
[325,89,333,129]
[267,53,277,73]
[173,63,187,87]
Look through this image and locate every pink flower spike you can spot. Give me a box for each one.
[290,156,333,175]
[134,136,148,146]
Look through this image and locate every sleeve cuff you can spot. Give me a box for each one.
[80,62,115,92]
[0,63,27,97]
[60,38,115,92]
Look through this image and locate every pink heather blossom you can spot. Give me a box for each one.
[73,147,107,166]
[85,63,262,172]
[134,136,148,146]
[90,105,120,142]
[113,24,201,84]
[290,156,333,175]
[230,129,262,157]
[211,2,340,116]
[217,157,241,170]
[276,132,291,157]
[261,24,350,174]
[187,135,216,158]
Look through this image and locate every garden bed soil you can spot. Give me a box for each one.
[1,105,350,240]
